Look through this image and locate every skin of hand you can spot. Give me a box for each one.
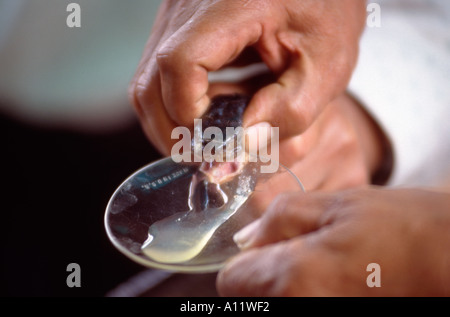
[243,91,388,215]
[216,187,450,296]
[129,0,367,155]
[274,92,386,192]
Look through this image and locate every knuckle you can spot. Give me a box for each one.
[285,97,315,135]
[337,126,358,150]
[261,193,295,233]
[286,134,309,159]
[266,192,291,218]
[155,47,174,69]
[338,187,373,211]
[334,51,354,74]
[128,81,146,117]
[275,245,321,296]
[335,140,371,188]
[333,150,370,189]
[328,49,356,84]
[216,269,236,296]
[156,40,185,69]
[156,41,192,73]
[345,166,370,188]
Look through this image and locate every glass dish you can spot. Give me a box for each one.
[105,154,304,273]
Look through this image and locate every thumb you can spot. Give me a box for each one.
[242,58,321,139]
[243,47,353,140]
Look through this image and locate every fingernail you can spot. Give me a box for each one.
[233,219,261,250]
[245,122,272,155]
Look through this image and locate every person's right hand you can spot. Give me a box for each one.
[217,187,450,296]
[129,0,366,155]
[244,92,391,214]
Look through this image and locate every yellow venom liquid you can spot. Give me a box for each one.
[141,174,252,264]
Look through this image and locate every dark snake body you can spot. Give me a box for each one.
[201,94,250,140]
[191,94,250,211]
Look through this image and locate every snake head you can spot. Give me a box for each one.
[197,94,250,184]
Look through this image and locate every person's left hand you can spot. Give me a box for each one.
[216,187,450,296]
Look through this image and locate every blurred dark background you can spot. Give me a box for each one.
[1,108,161,296]
[0,0,163,296]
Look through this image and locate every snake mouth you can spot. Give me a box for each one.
[199,159,245,184]
[194,94,250,185]
[199,130,247,184]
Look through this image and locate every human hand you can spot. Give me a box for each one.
[244,92,390,214]
[129,0,366,154]
[276,92,389,191]
[217,188,450,296]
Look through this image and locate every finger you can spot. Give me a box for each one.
[156,12,263,126]
[278,95,370,191]
[129,3,182,155]
[243,56,343,140]
[217,241,298,297]
[243,24,357,140]
[234,192,334,250]
[217,238,328,297]
[129,0,174,90]
[298,134,369,191]
[132,69,178,155]
[318,154,369,191]
[288,150,368,192]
